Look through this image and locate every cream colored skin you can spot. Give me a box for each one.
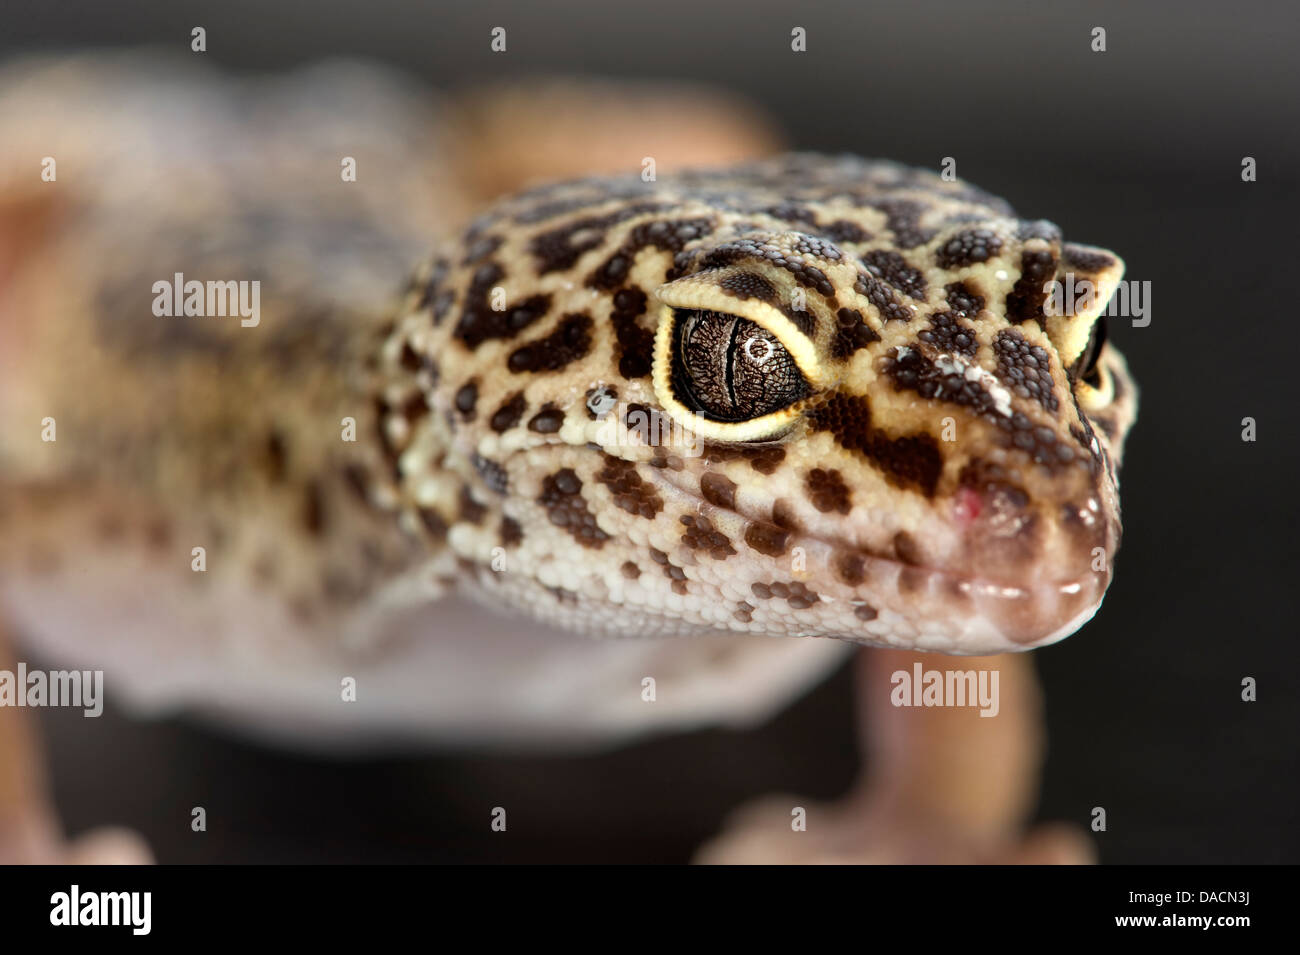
[0,56,1133,863]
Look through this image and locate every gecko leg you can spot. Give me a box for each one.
[0,615,152,864]
[695,647,1094,864]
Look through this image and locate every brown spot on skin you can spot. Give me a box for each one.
[1006,248,1059,325]
[700,472,737,510]
[459,486,487,525]
[454,381,478,418]
[781,581,821,610]
[679,514,736,559]
[302,483,326,536]
[490,392,528,432]
[508,313,593,374]
[771,499,800,530]
[265,431,288,483]
[854,603,878,622]
[417,507,448,540]
[621,561,640,580]
[718,271,777,303]
[500,516,523,547]
[861,249,927,300]
[855,272,913,323]
[733,602,754,623]
[884,347,1074,471]
[945,281,985,317]
[747,446,786,475]
[528,405,565,434]
[836,552,867,586]
[893,531,923,565]
[808,393,943,497]
[596,455,663,519]
[994,328,1059,413]
[399,391,430,427]
[935,228,1003,269]
[454,263,554,347]
[589,217,713,290]
[399,341,423,372]
[472,454,509,495]
[769,203,822,228]
[918,311,978,357]
[476,294,551,348]
[461,234,502,266]
[529,201,668,273]
[609,286,655,379]
[538,469,609,548]
[821,220,873,244]
[1062,243,1115,273]
[751,582,772,600]
[700,237,835,301]
[431,291,456,326]
[645,547,689,593]
[414,258,450,311]
[745,522,790,557]
[623,403,653,438]
[866,197,934,248]
[806,468,851,515]
[831,307,880,359]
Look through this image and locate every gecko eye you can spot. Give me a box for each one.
[1070,316,1108,388]
[669,309,812,422]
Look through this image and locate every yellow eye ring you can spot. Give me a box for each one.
[651,270,832,441]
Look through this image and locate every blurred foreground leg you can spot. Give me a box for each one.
[0,616,151,864]
[696,647,1094,864]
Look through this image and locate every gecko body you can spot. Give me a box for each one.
[0,69,1134,745]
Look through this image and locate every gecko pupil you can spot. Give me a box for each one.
[670,309,811,422]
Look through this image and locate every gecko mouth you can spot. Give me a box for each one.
[636,460,1111,652]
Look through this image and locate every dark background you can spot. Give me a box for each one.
[7,0,1298,862]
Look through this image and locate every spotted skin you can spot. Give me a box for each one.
[372,154,1137,654]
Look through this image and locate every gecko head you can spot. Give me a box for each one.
[640,225,1138,653]
[389,162,1139,656]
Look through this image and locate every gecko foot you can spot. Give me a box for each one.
[693,791,1094,865]
[0,811,152,865]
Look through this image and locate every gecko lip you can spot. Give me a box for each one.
[636,463,1110,652]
